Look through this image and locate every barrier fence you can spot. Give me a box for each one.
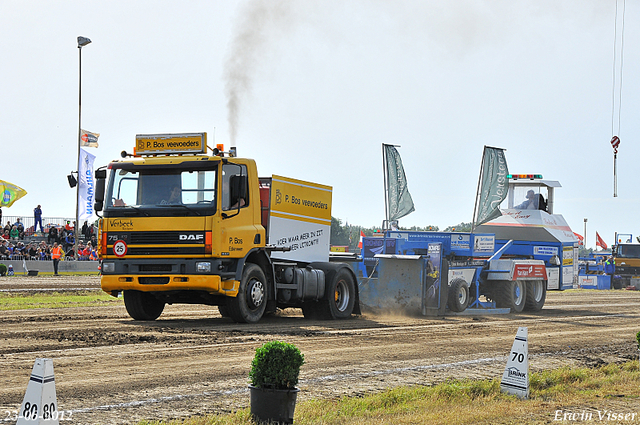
[1,216,99,262]
[0,253,98,262]
[2,215,78,233]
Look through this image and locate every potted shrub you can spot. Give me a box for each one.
[249,340,304,424]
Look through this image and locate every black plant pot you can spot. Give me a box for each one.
[249,385,299,424]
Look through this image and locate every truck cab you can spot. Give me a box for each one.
[612,242,640,288]
[95,133,358,323]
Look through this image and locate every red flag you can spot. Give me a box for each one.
[596,232,608,250]
[358,230,365,249]
[573,232,584,246]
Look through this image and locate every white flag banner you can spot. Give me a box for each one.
[78,148,96,221]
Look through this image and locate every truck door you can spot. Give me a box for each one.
[220,163,255,257]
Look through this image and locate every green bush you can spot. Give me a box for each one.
[249,341,304,390]
[636,331,640,350]
[0,264,6,276]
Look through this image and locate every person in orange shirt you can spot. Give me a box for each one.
[51,242,62,276]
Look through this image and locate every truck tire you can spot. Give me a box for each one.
[301,302,322,320]
[217,305,230,318]
[494,281,526,313]
[447,278,469,312]
[124,290,165,320]
[316,268,356,320]
[227,263,267,323]
[612,277,623,290]
[524,280,546,311]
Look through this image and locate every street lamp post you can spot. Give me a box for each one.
[75,36,91,258]
[583,218,588,249]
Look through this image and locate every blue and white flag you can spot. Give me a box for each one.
[78,148,96,221]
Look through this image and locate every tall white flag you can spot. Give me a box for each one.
[78,148,96,221]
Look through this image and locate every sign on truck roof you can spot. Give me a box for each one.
[135,132,207,155]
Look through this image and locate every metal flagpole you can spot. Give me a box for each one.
[471,146,487,234]
[382,144,389,228]
[75,36,91,258]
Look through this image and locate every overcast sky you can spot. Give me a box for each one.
[1,0,638,248]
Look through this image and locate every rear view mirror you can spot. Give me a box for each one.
[94,168,107,212]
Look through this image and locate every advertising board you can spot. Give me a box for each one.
[268,175,332,263]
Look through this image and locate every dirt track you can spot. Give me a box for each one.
[0,275,639,424]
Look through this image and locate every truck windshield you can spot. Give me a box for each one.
[105,165,217,216]
[617,244,640,258]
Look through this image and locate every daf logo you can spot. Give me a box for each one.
[179,234,204,241]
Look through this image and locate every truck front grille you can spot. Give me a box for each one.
[139,277,170,285]
[139,264,172,272]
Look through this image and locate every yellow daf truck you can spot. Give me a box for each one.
[612,242,640,289]
[94,133,359,323]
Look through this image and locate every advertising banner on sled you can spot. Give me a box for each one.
[77,148,96,221]
[473,146,508,227]
[383,144,415,221]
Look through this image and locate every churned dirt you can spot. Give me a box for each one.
[0,275,639,424]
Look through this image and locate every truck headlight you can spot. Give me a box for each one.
[196,262,211,273]
[102,262,115,273]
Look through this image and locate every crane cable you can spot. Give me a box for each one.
[611,0,626,198]
[611,0,626,139]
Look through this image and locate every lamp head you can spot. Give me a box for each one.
[77,36,92,48]
[67,173,78,188]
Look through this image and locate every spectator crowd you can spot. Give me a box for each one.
[1,218,98,262]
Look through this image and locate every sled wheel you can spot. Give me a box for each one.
[447,278,469,312]
[524,279,546,311]
[494,280,526,313]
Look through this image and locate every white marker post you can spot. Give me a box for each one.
[500,327,529,399]
[16,358,59,424]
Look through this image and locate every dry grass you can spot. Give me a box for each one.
[0,290,120,310]
[137,361,640,425]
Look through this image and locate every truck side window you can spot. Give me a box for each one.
[222,164,249,211]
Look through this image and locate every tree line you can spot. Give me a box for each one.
[330,217,472,251]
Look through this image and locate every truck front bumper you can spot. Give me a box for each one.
[101,274,239,297]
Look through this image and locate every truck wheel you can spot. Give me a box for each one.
[217,305,230,318]
[447,278,469,312]
[524,280,546,311]
[494,281,526,313]
[124,290,165,320]
[612,277,623,289]
[301,302,322,320]
[227,263,267,323]
[317,269,356,319]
